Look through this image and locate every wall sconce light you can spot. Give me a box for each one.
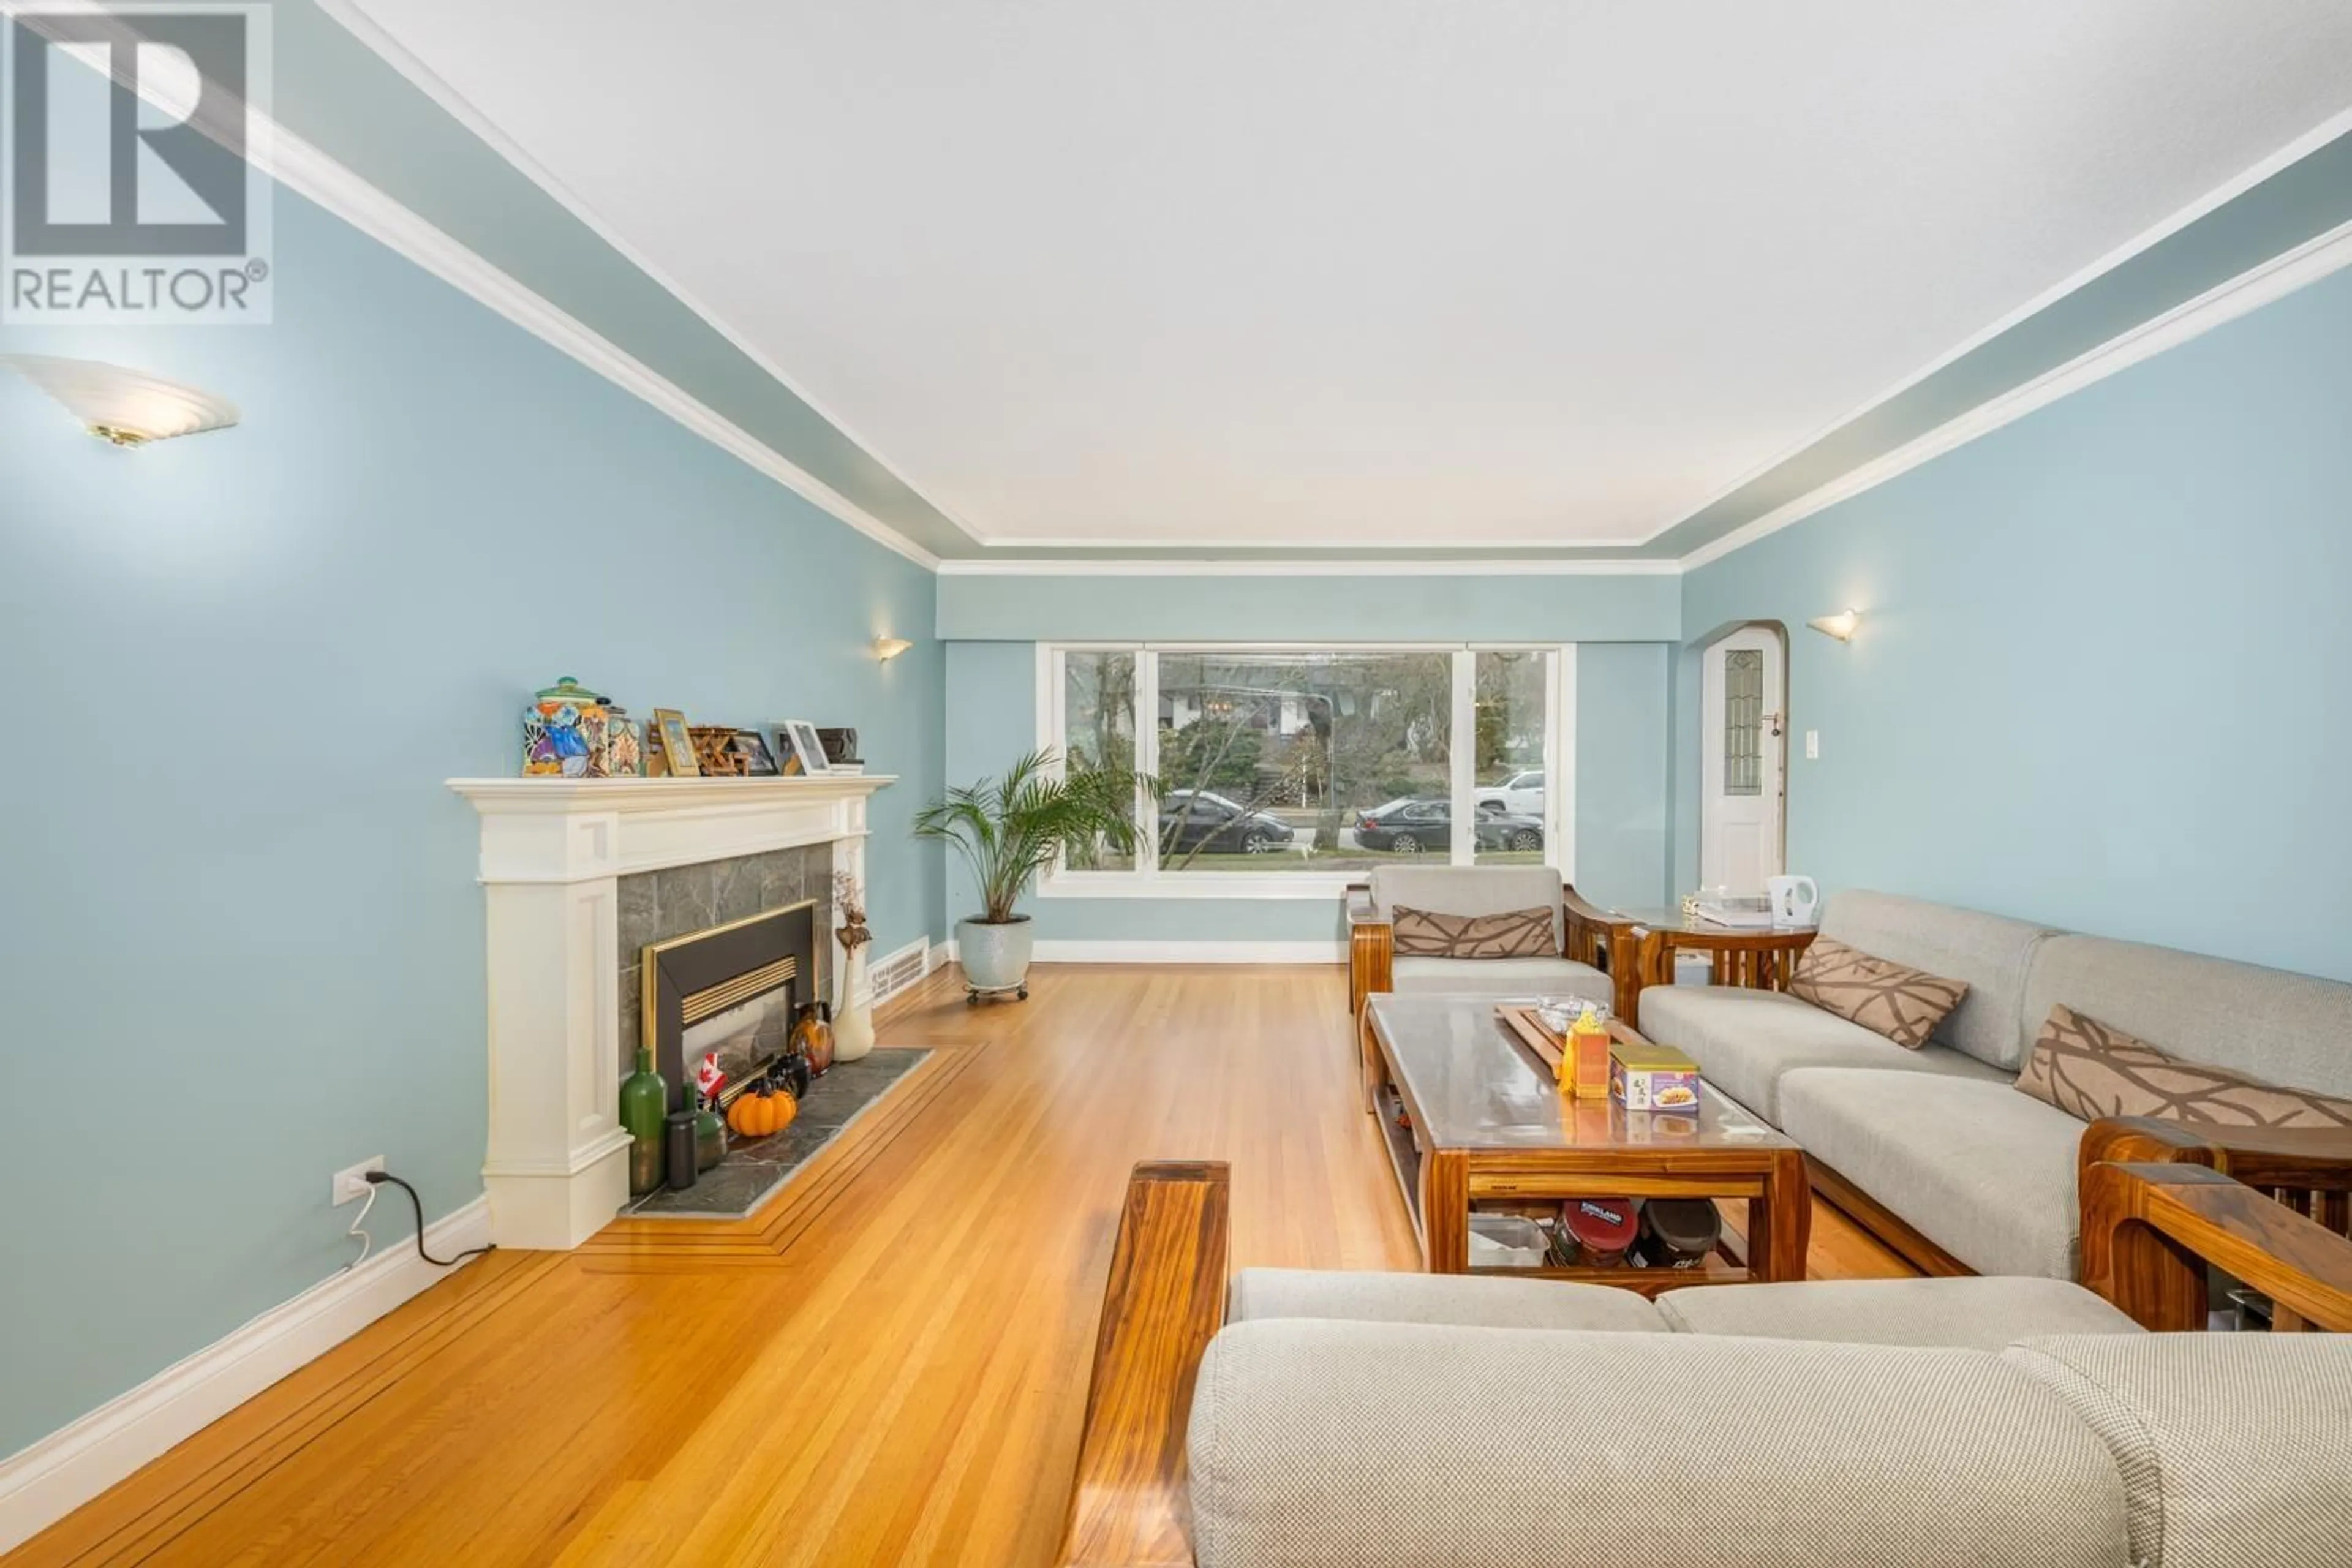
[2,353,239,447]
[1806,608,1862,643]
[873,637,914,662]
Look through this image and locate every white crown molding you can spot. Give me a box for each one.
[317,0,995,551]
[261,129,941,570]
[77,2,2352,581]
[1642,103,2352,551]
[0,1199,492,1555]
[1679,214,2352,572]
[29,2,943,571]
[937,556,1681,577]
[976,532,1659,551]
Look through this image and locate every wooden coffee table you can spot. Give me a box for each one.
[1361,993,1810,1293]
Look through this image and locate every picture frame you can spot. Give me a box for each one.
[774,719,832,777]
[689,726,745,775]
[732,729,780,775]
[651,708,700,777]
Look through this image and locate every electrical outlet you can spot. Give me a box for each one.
[1804,729,1820,760]
[333,1156,385,1206]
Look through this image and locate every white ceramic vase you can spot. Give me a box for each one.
[832,939,876,1063]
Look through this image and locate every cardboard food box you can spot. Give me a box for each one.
[1610,1039,1701,1113]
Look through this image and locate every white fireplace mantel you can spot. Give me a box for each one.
[447,774,896,1248]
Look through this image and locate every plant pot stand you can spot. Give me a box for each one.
[967,979,1028,1005]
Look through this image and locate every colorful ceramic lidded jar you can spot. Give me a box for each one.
[522,676,611,777]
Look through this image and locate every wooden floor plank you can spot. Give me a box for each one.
[7,965,1914,1567]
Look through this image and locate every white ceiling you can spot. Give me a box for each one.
[347,0,2352,551]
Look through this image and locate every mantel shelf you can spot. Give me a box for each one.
[447,774,897,814]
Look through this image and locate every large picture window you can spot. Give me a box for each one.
[1041,644,1570,892]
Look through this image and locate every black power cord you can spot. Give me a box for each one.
[364,1170,497,1268]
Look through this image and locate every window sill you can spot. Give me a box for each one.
[1038,873,1360,901]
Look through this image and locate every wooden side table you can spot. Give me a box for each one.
[1616,908,1818,1019]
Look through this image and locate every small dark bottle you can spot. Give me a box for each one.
[780,1049,813,1100]
[664,1110,699,1191]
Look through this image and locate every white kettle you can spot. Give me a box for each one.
[1766,875,1820,929]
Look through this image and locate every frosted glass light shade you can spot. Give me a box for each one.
[2,354,239,446]
[874,636,914,662]
[1806,608,1861,643]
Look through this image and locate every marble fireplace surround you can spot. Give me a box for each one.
[619,846,829,1099]
[448,775,896,1249]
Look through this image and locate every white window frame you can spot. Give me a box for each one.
[1038,641,1576,900]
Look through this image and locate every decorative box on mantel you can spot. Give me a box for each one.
[447,774,895,1249]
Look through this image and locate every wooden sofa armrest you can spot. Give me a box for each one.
[1058,1161,1231,1568]
[2081,1117,2352,1194]
[2081,1160,2352,1333]
[1346,883,1391,1016]
[1561,886,1640,1020]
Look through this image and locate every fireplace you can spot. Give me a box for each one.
[641,900,818,1113]
[449,771,894,1250]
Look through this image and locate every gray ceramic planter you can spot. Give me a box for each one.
[958,914,1035,994]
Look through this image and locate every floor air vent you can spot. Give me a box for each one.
[869,940,929,1005]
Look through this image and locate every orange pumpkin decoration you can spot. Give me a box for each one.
[725,1084,797,1139]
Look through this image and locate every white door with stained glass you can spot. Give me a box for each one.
[1700,626,1784,895]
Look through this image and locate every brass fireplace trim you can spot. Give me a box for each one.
[640,899,818,1100]
[681,956,797,1027]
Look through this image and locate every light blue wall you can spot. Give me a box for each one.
[941,631,1675,942]
[1678,262,2352,982]
[1575,644,1674,913]
[0,189,944,1456]
[936,571,1680,642]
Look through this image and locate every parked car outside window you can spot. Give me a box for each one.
[1474,768,1545,816]
[1159,791,1297,856]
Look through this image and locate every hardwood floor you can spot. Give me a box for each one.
[9,966,1912,1567]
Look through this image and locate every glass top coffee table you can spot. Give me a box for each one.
[1360,992,1811,1292]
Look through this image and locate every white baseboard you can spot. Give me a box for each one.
[937,937,1340,965]
[0,1197,492,1554]
[1033,940,1345,965]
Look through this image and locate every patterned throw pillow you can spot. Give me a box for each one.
[1787,936,1969,1050]
[2016,1004,2352,1129]
[1390,904,1556,959]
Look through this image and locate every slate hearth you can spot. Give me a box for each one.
[617,844,834,1079]
[621,1047,929,1219]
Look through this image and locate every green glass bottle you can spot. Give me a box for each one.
[619,1047,668,1197]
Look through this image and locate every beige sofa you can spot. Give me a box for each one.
[1189,1280,2346,1568]
[1060,1161,2352,1568]
[1346,865,1616,1014]
[1636,889,2352,1280]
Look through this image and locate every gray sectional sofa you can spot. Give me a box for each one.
[1185,1270,2352,1568]
[1060,1161,2352,1568]
[1637,889,2352,1280]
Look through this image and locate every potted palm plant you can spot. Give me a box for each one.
[914,748,1146,1002]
